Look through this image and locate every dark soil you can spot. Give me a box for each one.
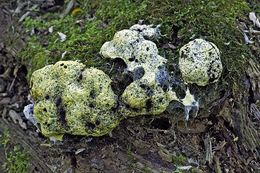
[0,1,259,173]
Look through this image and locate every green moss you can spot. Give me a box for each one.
[3,145,30,173]
[0,129,30,173]
[20,0,148,78]
[127,145,137,170]
[0,129,10,148]
[21,0,252,91]
[247,0,260,12]
[145,0,252,91]
[172,154,187,165]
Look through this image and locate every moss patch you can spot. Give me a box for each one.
[0,129,30,173]
[20,0,253,91]
[145,0,252,91]
[20,0,148,78]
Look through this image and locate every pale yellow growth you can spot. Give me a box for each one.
[100,25,198,116]
[30,26,204,139]
[179,39,222,86]
[31,61,119,139]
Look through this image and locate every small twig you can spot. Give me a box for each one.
[243,29,260,35]
[13,0,28,15]
[8,77,16,92]
[214,156,222,173]
[60,0,76,18]
[250,104,260,121]
[0,93,8,97]
[204,134,213,164]
[18,4,38,22]
[143,127,169,133]
[109,62,115,74]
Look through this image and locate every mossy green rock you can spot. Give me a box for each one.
[31,61,120,138]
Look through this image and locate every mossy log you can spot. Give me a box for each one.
[0,0,259,172]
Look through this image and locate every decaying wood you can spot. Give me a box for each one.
[237,59,260,152]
